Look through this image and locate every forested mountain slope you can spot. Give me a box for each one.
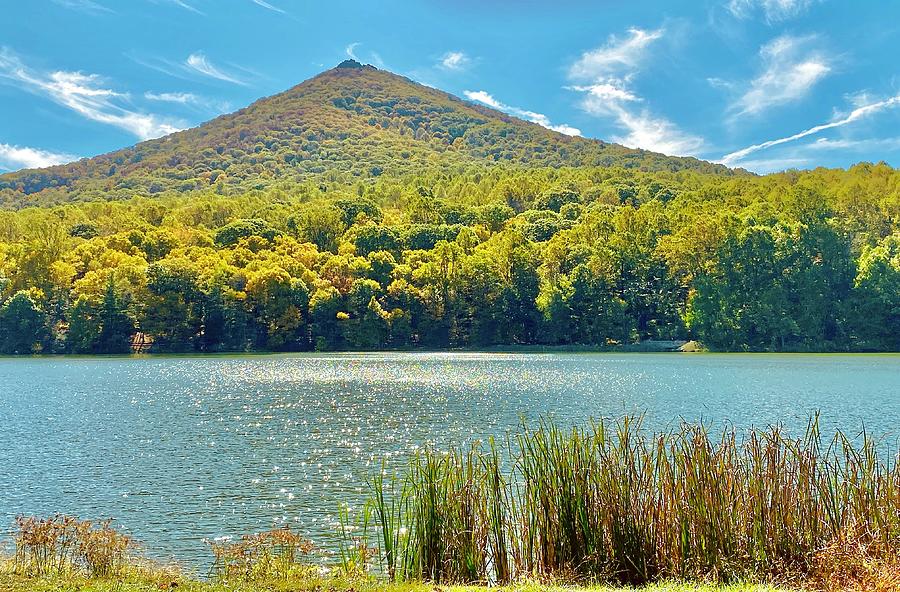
[0,60,736,207]
[0,64,896,355]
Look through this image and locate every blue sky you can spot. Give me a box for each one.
[1,0,898,174]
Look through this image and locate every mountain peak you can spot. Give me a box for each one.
[334,59,375,70]
[0,61,738,204]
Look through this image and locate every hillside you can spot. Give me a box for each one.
[0,60,736,206]
[0,62,896,356]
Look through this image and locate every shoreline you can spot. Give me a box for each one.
[0,571,795,592]
[3,349,900,359]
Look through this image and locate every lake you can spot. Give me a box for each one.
[1,353,898,571]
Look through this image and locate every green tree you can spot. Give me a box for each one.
[851,233,900,350]
[214,219,280,247]
[0,291,50,354]
[95,279,135,354]
[66,299,100,354]
[342,279,390,349]
[309,287,345,350]
[142,262,203,351]
[291,205,347,253]
[245,267,310,350]
[687,226,795,351]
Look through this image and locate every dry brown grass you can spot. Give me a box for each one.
[12,515,132,578]
[206,525,315,581]
[805,536,900,592]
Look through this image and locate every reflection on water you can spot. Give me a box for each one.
[1,353,898,569]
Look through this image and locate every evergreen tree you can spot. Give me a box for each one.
[95,279,135,354]
[0,292,50,354]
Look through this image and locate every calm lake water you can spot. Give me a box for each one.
[1,353,898,570]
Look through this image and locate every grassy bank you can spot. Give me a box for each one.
[0,570,791,592]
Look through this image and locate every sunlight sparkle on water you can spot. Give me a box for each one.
[0,352,897,569]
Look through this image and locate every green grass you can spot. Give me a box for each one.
[0,571,792,592]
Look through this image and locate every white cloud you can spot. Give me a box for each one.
[707,77,737,91]
[805,137,900,151]
[144,91,198,104]
[0,48,183,141]
[614,113,704,156]
[0,143,77,171]
[52,0,112,14]
[570,82,640,103]
[464,90,502,110]
[151,0,204,14]
[144,90,230,114]
[250,0,285,13]
[368,52,386,69]
[578,90,704,155]
[518,111,582,137]
[733,35,830,116]
[728,0,818,23]
[439,51,470,72]
[185,52,248,86]
[464,90,581,136]
[342,43,386,68]
[721,93,900,165]
[569,28,664,82]
[566,26,704,156]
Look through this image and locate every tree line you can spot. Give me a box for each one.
[0,163,897,354]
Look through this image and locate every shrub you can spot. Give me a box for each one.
[13,515,132,578]
[207,526,314,581]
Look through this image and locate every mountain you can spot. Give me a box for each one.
[0,60,739,206]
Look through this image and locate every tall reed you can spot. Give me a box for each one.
[368,416,900,586]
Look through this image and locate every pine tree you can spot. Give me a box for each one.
[95,278,135,354]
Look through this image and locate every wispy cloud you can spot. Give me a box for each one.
[342,43,386,69]
[572,83,640,104]
[439,51,470,72]
[727,0,818,23]
[0,142,77,171]
[185,52,248,86]
[805,136,900,151]
[576,85,704,155]
[151,0,204,15]
[144,91,198,104]
[129,52,256,88]
[567,26,704,156]
[569,27,664,81]
[464,90,581,136]
[249,0,285,13]
[721,93,900,165]
[707,77,737,91]
[732,35,830,117]
[0,47,183,140]
[144,90,230,114]
[51,0,112,14]
[127,54,187,80]
[345,43,361,61]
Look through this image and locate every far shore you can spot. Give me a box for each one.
[5,342,900,358]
